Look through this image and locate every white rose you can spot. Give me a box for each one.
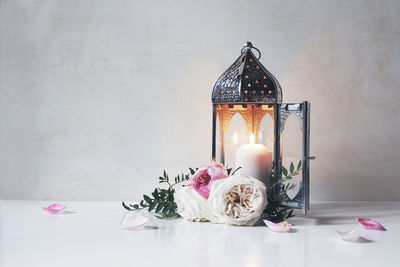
[207,174,268,226]
[174,185,210,222]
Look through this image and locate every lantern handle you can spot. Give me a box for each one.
[241,41,261,60]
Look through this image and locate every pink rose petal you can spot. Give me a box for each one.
[43,203,66,214]
[120,211,149,230]
[191,163,228,198]
[357,218,386,231]
[263,220,292,232]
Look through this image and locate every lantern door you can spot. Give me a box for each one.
[274,101,312,214]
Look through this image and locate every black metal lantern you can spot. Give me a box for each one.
[211,42,314,214]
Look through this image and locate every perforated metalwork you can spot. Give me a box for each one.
[216,104,274,135]
[212,44,282,104]
[280,110,303,133]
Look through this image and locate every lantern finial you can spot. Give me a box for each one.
[243,41,253,48]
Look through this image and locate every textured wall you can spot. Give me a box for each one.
[1,0,399,200]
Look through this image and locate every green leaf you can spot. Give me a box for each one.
[284,183,296,191]
[269,172,275,180]
[168,191,174,202]
[165,212,179,218]
[140,200,146,207]
[152,189,159,200]
[122,202,132,211]
[227,168,232,176]
[297,160,302,170]
[282,166,288,176]
[189,168,195,175]
[170,205,177,213]
[165,203,175,213]
[159,190,166,200]
[155,203,164,213]
[231,166,242,176]
[132,204,139,209]
[163,170,169,182]
[162,204,170,214]
[170,204,177,213]
[290,162,294,173]
[148,202,156,211]
[287,209,294,219]
[143,195,152,204]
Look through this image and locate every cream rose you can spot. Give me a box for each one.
[207,174,268,226]
[174,185,210,222]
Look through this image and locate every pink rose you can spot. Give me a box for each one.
[189,163,228,198]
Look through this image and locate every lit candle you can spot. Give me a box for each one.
[235,134,272,185]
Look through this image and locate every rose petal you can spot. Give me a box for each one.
[175,185,210,222]
[357,218,386,231]
[207,163,228,181]
[263,220,292,232]
[120,211,149,230]
[43,203,66,214]
[191,163,228,198]
[335,229,362,242]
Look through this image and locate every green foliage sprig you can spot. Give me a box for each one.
[264,160,302,223]
[122,170,191,219]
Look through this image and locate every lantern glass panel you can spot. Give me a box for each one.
[280,113,304,208]
[215,103,275,185]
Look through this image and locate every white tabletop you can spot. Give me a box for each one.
[1,201,399,267]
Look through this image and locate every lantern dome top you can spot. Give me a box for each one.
[212,42,282,104]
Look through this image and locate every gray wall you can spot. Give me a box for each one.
[1,0,399,200]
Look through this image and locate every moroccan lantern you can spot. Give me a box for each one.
[211,41,314,213]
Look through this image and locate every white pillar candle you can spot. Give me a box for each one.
[234,135,272,185]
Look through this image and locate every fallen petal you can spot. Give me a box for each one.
[335,229,361,242]
[43,203,66,214]
[120,211,149,230]
[357,218,386,231]
[263,220,292,232]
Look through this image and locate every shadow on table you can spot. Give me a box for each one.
[292,201,400,225]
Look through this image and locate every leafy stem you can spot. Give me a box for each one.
[122,169,191,218]
[268,166,302,192]
[228,166,242,176]
[265,160,302,223]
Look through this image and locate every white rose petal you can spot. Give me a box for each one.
[263,219,292,232]
[208,174,268,226]
[174,185,210,222]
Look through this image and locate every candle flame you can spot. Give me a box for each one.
[250,133,255,145]
[233,132,238,144]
